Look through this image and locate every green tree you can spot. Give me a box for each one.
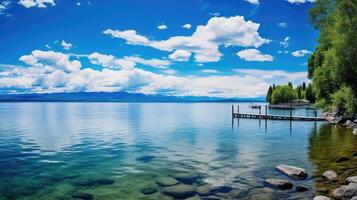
[271,85,297,104]
[308,0,357,115]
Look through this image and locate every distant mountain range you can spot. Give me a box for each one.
[0,92,265,102]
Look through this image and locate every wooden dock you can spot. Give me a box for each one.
[232,105,326,121]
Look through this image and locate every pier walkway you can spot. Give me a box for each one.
[232,105,326,121]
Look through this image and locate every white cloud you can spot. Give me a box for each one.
[278,22,287,28]
[157,24,167,30]
[278,50,289,54]
[244,0,259,5]
[292,49,312,57]
[76,2,81,6]
[104,16,270,63]
[0,51,308,98]
[236,49,273,62]
[19,50,81,72]
[168,50,191,62]
[0,0,11,15]
[61,40,72,50]
[286,0,315,4]
[88,52,171,70]
[280,37,290,48]
[182,24,191,29]
[163,69,176,75]
[18,0,56,8]
[201,69,219,74]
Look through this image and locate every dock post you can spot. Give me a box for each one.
[314,108,317,118]
[237,105,239,114]
[265,105,268,116]
[259,107,261,115]
[290,105,292,120]
[232,105,234,118]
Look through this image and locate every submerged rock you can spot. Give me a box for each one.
[251,193,275,200]
[72,192,94,200]
[73,179,114,187]
[263,179,293,190]
[196,184,212,196]
[296,185,309,192]
[210,186,233,194]
[156,177,179,186]
[353,128,357,135]
[313,195,330,200]
[140,187,157,195]
[136,155,155,163]
[162,184,196,199]
[336,156,350,163]
[173,173,199,184]
[323,170,338,181]
[276,164,308,180]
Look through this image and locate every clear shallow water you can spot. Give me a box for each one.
[0,103,355,200]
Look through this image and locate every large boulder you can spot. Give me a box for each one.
[156,177,179,186]
[162,184,196,199]
[333,183,357,199]
[347,176,357,184]
[276,164,308,180]
[346,120,353,127]
[323,170,338,181]
[263,179,293,190]
[313,196,330,200]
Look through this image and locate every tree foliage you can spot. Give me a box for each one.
[308,0,357,115]
[271,85,297,104]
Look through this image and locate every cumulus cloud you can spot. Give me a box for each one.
[157,24,167,30]
[104,16,270,63]
[168,50,191,62]
[286,0,315,4]
[292,49,312,57]
[280,37,290,48]
[182,24,191,29]
[61,40,72,50]
[88,52,171,69]
[0,50,308,98]
[19,50,81,72]
[244,0,259,5]
[18,0,56,8]
[236,49,273,62]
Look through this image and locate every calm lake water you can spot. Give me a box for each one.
[0,103,356,200]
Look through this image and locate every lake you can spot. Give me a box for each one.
[0,103,356,200]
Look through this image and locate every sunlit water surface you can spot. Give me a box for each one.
[0,103,356,200]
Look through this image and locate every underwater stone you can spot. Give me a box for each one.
[296,185,309,192]
[162,184,196,199]
[156,177,179,186]
[95,179,114,185]
[196,184,213,196]
[73,179,114,187]
[210,186,233,194]
[276,164,308,180]
[140,187,157,195]
[136,155,155,163]
[353,128,357,135]
[263,179,293,190]
[173,173,199,184]
[250,194,275,200]
[323,170,338,181]
[72,192,94,200]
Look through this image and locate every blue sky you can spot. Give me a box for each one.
[0,0,318,98]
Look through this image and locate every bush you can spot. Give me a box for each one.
[331,86,357,116]
[271,85,297,104]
